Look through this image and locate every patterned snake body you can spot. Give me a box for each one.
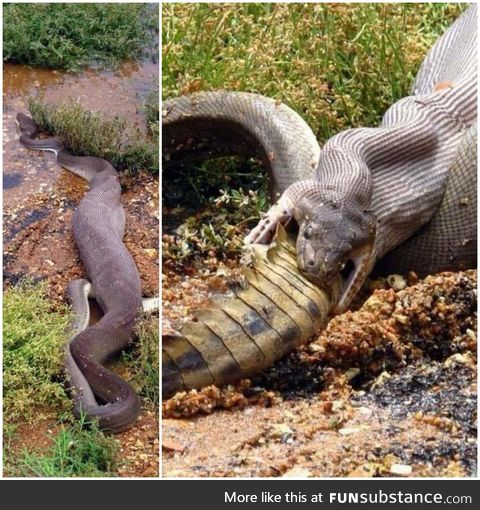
[17,113,143,432]
[163,7,477,396]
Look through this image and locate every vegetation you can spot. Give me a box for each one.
[145,90,160,139]
[29,98,159,174]
[3,3,158,70]
[163,187,268,267]
[123,315,160,407]
[163,3,465,139]
[4,417,119,478]
[162,3,466,264]
[3,281,157,477]
[3,282,71,423]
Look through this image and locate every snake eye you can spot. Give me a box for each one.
[304,226,313,239]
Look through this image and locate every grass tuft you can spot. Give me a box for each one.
[3,281,72,423]
[3,3,158,71]
[28,98,159,174]
[163,3,465,140]
[122,315,159,407]
[4,416,119,477]
[145,90,160,139]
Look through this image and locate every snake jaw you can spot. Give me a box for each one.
[333,241,374,314]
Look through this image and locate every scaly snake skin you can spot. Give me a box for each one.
[17,113,143,432]
[162,7,477,397]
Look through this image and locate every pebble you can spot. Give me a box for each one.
[390,464,413,476]
[338,427,362,436]
[387,274,407,291]
[344,368,360,381]
[162,439,186,453]
[269,423,293,439]
[282,467,312,478]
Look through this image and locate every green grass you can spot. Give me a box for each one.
[3,3,158,71]
[145,90,160,139]
[162,3,467,263]
[29,98,159,174]
[4,416,119,478]
[3,282,72,424]
[3,282,158,476]
[123,315,159,407]
[163,3,465,140]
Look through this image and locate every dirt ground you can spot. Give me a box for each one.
[4,411,159,478]
[3,62,159,477]
[162,266,477,478]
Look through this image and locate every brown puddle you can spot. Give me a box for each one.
[3,60,158,210]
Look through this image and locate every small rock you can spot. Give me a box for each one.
[356,406,373,418]
[162,439,186,453]
[344,368,360,381]
[466,329,476,340]
[165,469,189,477]
[444,352,473,367]
[338,427,362,436]
[144,248,157,258]
[363,295,384,312]
[282,467,312,478]
[308,343,325,354]
[371,371,391,389]
[390,464,412,476]
[393,313,408,324]
[269,423,293,439]
[387,274,407,291]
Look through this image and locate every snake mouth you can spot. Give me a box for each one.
[335,243,373,314]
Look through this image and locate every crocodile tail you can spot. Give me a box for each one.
[162,226,340,399]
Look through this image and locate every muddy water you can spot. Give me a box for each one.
[3,60,158,211]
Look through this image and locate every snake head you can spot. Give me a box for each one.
[296,200,376,314]
[16,112,36,134]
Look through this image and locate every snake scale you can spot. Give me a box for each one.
[17,113,147,432]
[162,7,477,398]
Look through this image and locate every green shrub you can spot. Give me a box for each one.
[123,315,159,407]
[29,98,159,174]
[3,3,158,70]
[3,282,71,423]
[145,90,160,139]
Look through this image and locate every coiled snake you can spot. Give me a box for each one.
[162,7,477,396]
[16,113,157,432]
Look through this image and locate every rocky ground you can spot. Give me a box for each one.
[162,270,477,478]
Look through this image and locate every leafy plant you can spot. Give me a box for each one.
[122,315,159,407]
[163,187,269,268]
[29,98,159,174]
[3,3,158,70]
[3,281,72,423]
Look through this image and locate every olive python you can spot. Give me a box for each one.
[17,113,158,432]
[163,7,477,397]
